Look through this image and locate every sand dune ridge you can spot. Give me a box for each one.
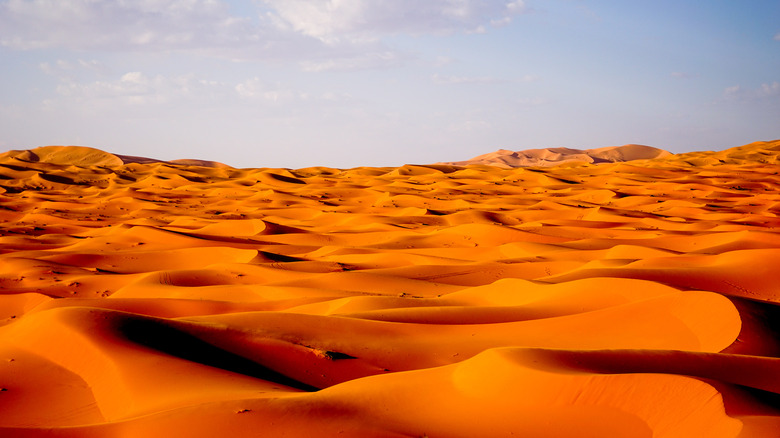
[439,143,673,167]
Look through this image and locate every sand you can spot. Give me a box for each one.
[0,140,779,437]
[440,144,673,167]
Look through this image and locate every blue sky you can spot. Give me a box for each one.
[1,0,778,168]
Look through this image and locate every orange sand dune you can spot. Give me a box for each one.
[1,140,780,437]
[440,143,672,167]
[0,145,230,169]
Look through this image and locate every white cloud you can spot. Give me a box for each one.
[235,77,302,102]
[48,71,237,108]
[234,77,355,104]
[0,0,256,51]
[116,0,222,15]
[78,59,106,73]
[1,0,527,72]
[724,81,780,100]
[44,70,349,110]
[490,17,512,27]
[56,72,174,105]
[760,81,780,96]
[2,0,526,50]
[40,58,106,77]
[724,85,741,97]
[774,32,780,41]
[262,0,526,42]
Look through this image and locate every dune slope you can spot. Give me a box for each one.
[440,143,672,167]
[1,140,780,437]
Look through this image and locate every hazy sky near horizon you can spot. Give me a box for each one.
[1,0,779,168]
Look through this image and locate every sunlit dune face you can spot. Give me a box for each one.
[1,140,780,437]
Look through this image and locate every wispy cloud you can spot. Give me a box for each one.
[431,73,537,84]
[432,74,499,84]
[759,81,780,98]
[300,50,404,72]
[261,0,527,42]
[434,56,455,67]
[1,0,527,71]
[52,71,215,106]
[774,32,780,41]
[235,77,305,102]
[42,69,352,112]
[40,58,107,79]
[724,81,780,100]
[0,0,255,51]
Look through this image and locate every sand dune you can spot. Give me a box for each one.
[0,145,229,169]
[439,143,672,167]
[1,140,780,437]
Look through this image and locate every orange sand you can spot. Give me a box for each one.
[0,140,780,437]
[440,143,673,167]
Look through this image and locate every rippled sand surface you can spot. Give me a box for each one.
[1,140,780,437]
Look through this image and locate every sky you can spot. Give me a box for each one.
[1,0,779,168]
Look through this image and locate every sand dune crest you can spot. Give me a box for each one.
[440,143,672,167]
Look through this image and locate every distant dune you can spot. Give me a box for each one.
[0,145,231,168]
[440,144,672,167]
[0,145,125,167]
[1,139,780,437]
[657,140,780,166]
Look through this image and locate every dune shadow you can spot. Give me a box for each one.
[39,173,80,185]
[118,317,319,392]
[735,385,780,411]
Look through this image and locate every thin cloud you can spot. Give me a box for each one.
[235,77,303,102]
[434,56,455,67]
[518,74,539,82]
[54,72,194,106]
[432,74,499,84]
[761,81,780,96]
[45,70,346,110]
[0,0,408,71]
[724,81,780,100]
[300,50,404,72]
[40,58,106,77]
[2,0,527,68]
[432,73,538,84]
[0,0,255,51]
[261,0,527,41]
[671,72,699,79]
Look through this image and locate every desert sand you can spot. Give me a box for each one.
[0,140,779,437]
[439,144,673,167]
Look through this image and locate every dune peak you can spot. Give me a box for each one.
[0,145,124,167]
[440,144,673,168]
[0,146,231,168]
